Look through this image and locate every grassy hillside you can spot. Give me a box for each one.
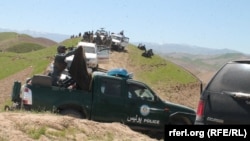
[6,43,46,53]
[0,32,57,52]
[0,36,198,88]
[126,46,198,89]
[0,32,20,41]
[162,52,250,73]
[0,37,82,79]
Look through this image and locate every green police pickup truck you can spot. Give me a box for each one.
[6,48,195,133]
[8,69,195,133]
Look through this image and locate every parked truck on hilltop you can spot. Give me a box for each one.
[110,32,129,51]
[6,47,196,133]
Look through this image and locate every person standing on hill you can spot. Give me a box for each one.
[51,45,76,86]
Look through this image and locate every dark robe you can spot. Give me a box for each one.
[69,47,91,91]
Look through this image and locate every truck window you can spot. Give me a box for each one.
[207,63,250,93]
[123,37,129,43]
[128,84,140,99]
[128,83,154,101]
[100,78,121,97]
[84,46,96,53]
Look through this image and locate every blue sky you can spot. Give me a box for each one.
[1,0,250,53]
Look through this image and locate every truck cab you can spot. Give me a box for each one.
[90,71,195,131]
[110,33,129,51]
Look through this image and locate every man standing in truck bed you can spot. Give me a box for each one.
[51,45,76,86]
[51,45,91,91]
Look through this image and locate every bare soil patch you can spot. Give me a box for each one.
[0,112,157,141]
[0,67,33,106]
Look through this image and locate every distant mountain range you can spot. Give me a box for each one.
[133,42,241,55]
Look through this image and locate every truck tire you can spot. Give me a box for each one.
[60,109,84,119]
[4,105,10,111]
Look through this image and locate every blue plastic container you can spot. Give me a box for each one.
[107,68,132,79]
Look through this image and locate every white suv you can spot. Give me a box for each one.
[66,42,98,72]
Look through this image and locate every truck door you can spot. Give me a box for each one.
[121,37,129,48]
[91,76,125,122]
[125,82,166,129]
[97,45,110,64]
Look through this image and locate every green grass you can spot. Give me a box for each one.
[0,37,198,88]
[46,129,67,138]
[0,32,20,41]
[0,35,198,87]
[7,43,46,53]
[27,126,46,139]
[127,45,198,86]
[0,34,199,90]
[60,37,82,47]
[0,37,81,79]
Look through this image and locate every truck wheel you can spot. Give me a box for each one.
[60,109,84,119]
[4,105,10,111]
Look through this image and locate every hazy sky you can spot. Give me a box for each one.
[1,0,250,53]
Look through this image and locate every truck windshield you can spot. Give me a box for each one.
[84,46,96,53]
[207,63,250,93]
[96,30,108,36]
[111,35,122,41]
[100,78,122,97]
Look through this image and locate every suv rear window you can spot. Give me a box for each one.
[207,63,250,93]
